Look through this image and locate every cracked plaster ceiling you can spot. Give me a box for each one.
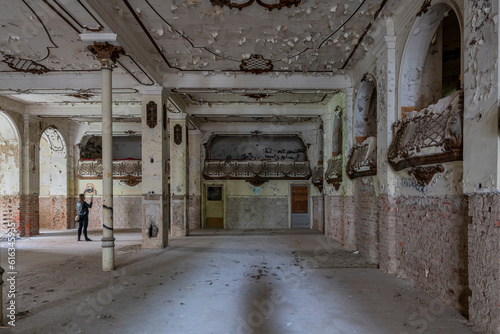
[0,0,389,108]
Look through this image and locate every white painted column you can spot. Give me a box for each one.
[170,114,189,237]
[141,87,170,249]
[87,42,124,272]
[188,130,202,231]
[101,65,115,271]
[376,19,398,274]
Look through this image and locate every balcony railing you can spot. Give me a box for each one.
[346,137,377,179]
[388,90,463,171]
[203,160,311,186]
[325,156,342,190]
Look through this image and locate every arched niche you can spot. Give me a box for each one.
[40,127,67,197]
[354,77,377,144]
[0,111,21,195]
[39,127,68,230]
[332,112,343,157]
[399,2,462,117]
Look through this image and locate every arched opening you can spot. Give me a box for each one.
[399,3,462,118]
[39,127,68,230]
[355,78,377,144]
[347,76,378,179]
[0,111,21,238]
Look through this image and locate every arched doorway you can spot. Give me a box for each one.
[0,111,21,238]
[39,127,68,230]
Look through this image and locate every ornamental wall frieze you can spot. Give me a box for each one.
[203,160,311,181]
[76,160,171,182]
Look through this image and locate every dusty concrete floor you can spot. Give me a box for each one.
[0,228,476,334]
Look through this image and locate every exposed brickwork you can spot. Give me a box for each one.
[19,194,39,237]
[0,195,21,239]
[189,195,201,230]
[354,183,379,264]
[39,196,69,230]
[468,194,500,333]
[396,195,470,315]
[378,194,398,274]
[324,195,344,244]
[343,196,356,251]
[312,195,324,232]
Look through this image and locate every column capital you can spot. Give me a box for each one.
[87,42,125,69]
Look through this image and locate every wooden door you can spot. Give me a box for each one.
[206,186,224,228]
[291,185,310,228]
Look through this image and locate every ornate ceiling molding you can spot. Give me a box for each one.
[2,56,50,75]
[87,42,126,69]
[240,54,273,74]
[210,0,301,11]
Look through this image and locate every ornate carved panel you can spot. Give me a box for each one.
[203,160,311,182]
[210,0,301,11]
[312,165,324,192]
[77,159,141,183]
[346,137,377,179]
[325,156,343,186]
[388,90,463,171]
[174,124,182,145]
[147,101,158,128]
[240,54,273,74]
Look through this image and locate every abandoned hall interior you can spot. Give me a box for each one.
[0,0,498,333]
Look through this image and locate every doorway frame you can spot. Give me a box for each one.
[202,182,226,229]
[289,182,312,229]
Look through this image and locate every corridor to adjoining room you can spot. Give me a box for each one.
[1,229,472,334]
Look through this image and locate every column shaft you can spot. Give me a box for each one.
[101,67,115,271]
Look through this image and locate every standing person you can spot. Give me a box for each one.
[76,193,93,241]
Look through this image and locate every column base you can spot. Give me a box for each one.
[142,193,168,249]
[102,236,115,272]
[171,195,188,237]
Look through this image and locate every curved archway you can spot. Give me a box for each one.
[0,111,21,195]
[39,127,68,230]
[399,2,462,117]
[354,76,377,144]
[0,111,21,238]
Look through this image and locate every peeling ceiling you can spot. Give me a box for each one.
[0,0,389,109]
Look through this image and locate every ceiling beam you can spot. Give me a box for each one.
[164,73,351,91]
[0,72,138,92]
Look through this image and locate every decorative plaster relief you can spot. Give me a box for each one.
[325,156,343,190]
[346,136,377,179]
[76,159,142,184]
[147,101,158,129]
[312,165,324,192]
[203,160,311,183]
[174,124,182,145]
[388,90,463,171]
